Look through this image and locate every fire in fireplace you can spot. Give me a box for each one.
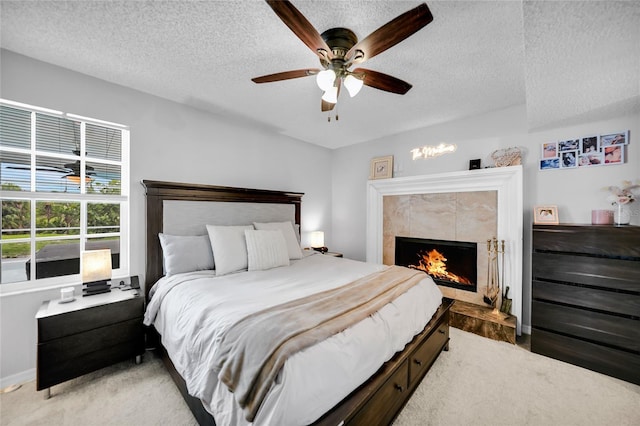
[395,236,477,292]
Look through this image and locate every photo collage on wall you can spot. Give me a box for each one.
[539,130,629,170]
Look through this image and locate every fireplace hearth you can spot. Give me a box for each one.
[395,236,477,293]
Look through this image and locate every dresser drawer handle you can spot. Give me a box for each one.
[438,329,446,334]
[413,358,422,366]
[394,383,404,393]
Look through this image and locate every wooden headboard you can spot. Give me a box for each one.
[141,180,304,300]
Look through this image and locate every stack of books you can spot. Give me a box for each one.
[82,281,111,297]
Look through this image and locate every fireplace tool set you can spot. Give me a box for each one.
[484,237,512,316]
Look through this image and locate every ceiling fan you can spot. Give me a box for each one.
[251,1,434,112]
[7,150,96,183]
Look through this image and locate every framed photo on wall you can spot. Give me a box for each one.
[370,155,393,180]
[534,205,559,224]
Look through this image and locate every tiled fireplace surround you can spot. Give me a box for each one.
[366,166,523,334]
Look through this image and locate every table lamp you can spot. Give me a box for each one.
[81,249,112,296]
[310,231,328,253]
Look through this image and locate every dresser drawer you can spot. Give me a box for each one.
[532,300,640,352]
[532,329,640,386]
[533,226,640,258]
[409,316,448,385]
[532,280,640,317]
[347,359,408,426]
[38,297,144,341]
[532,252,639,292]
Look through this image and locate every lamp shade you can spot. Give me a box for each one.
[316,69,336,91]
[81,249,112,284]
[344,74,364,97]
[321,87,338,104]
[309,231,325,248]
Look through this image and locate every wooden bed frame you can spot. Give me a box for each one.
[142,180,452,426]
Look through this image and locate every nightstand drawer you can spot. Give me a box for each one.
[38,318,143,364]
[38,296,144,341]
[37,340,144,390]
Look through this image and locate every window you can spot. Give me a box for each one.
[0,100,129,292]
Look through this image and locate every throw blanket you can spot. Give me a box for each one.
[214,265,425,421]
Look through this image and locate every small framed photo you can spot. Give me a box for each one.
[560,150,578,168]
[534,206,559,224]
[603,145,624,165]
[578,152,603,167]
[600,131,628,147]
[539,157,560,170]
[541,142,558,158]
[558,139,579,152]
[369,155,393,180]
[580,136,599,153]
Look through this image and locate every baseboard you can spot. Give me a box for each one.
[0,368,35,390]
[521,323,531,335]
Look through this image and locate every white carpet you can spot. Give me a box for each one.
[1,328,639,426]
[394,328,640,426]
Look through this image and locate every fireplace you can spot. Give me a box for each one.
[395,236,477,293]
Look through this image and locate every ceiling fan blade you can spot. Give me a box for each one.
[352,68,413,94]
[266,0,333,60]
[346,3,433,64]
[321,99,335,112]
[321,78,341,111]
[252,69,320,84]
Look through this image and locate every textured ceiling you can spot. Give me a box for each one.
[1,1,638,149]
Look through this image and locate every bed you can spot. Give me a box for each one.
[142,180,453,426]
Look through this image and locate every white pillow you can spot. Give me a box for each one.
[206,224,254,276]
[158,234,214,276]
[253,221,303,260]
[245,230,290,271]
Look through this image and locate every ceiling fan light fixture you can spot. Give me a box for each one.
[344,74,364,97]
[316,69,336,91]
[321,86,338,104]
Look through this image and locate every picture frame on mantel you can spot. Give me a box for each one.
[533,205,559,224]
[369,156,393,180]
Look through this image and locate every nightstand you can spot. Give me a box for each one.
[36,287,145,398]
[324,252,343,257]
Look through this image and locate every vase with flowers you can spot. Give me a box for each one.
[606,180,639,225]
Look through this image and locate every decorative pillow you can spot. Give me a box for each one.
[158,234,214,276]
[244,229,290,271]
[206,224,254,276]
[253,221,303,260]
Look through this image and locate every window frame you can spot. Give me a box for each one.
[0,99,130,295]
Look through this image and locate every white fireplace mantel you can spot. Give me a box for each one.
[366,165,524,334]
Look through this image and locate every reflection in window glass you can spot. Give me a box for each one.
[88,203,120,234]
[1,242,31,283]
[35,113,80,155]
[86,124,122,161]
[86,237,120,269]
[87,162,121,195]
[1,200,31,283]
[35,201,80,236]
[0,106,31,149]
[35,155,82,193]
[1,199,31,239]
[33,239,80,280]
[1,151,31,190]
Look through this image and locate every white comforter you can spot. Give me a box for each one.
[144,253,442,426]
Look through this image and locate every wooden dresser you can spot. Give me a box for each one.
[531,224,640,385]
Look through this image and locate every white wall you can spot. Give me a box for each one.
[0,50,333,386]
[331,104,640,334]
